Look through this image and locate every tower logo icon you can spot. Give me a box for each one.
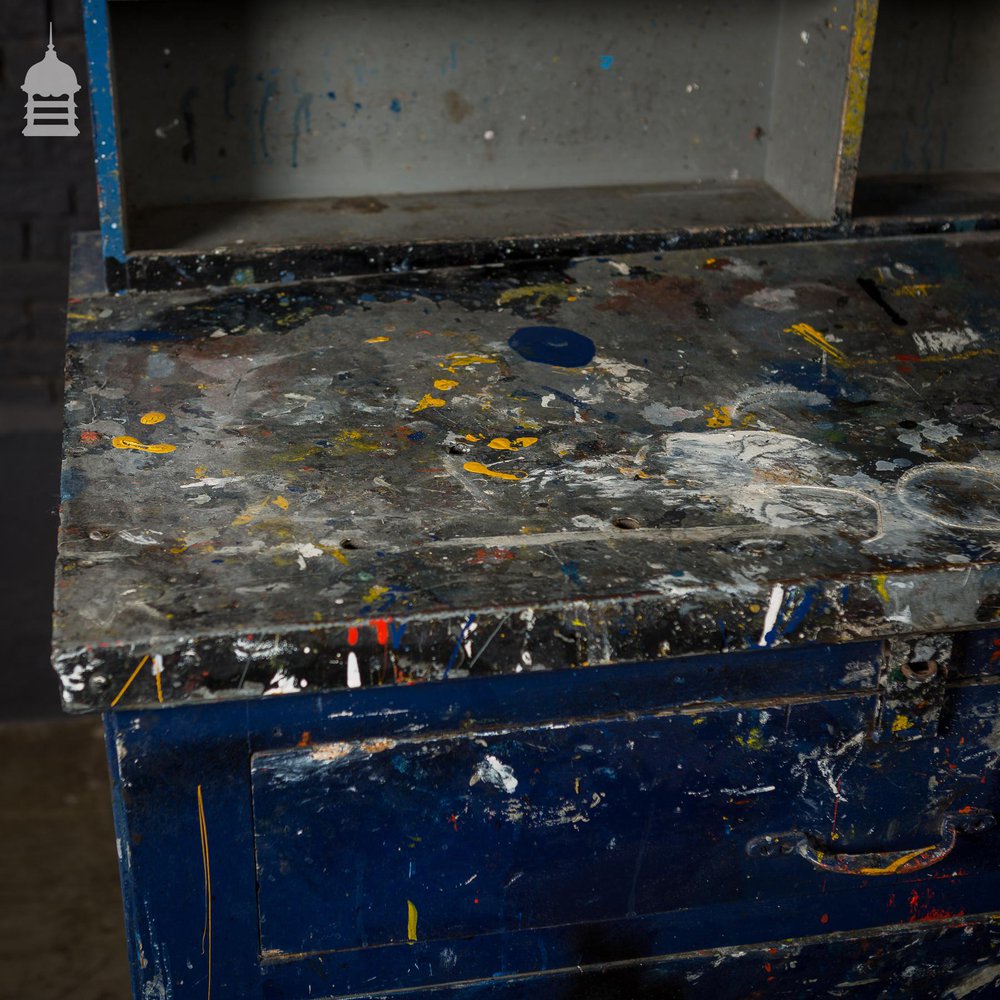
[22,24,81,137]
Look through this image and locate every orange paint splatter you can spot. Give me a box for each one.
[347,627,359,645]
[80,430,101,443]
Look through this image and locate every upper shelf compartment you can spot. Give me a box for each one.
[88,0,869,290]
[854,0,1000,220]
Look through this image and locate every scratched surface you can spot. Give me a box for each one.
[54,233,1000,711]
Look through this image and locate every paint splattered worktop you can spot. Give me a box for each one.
[54,233,1000,711]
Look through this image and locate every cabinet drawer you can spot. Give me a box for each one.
[251,677,1000,997]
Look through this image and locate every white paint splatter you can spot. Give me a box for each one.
[758,584,784,646]
[119,530,162,546]
[912,326,979,356]
[472,754,518,794]
[743,287,797,312]
[346,651,361,689]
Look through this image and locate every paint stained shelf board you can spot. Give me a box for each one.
[88,0,867,282]
[54,232,1000,712]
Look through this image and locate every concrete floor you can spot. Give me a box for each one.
[0,716,130,1000]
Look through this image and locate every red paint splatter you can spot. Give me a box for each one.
[370,618,390,645]
[297,731,311,747]
[820,913,829,924]
[80,430,101,444]
[448,814,459,832]
[347,627,359,645]
[467,546,515,565]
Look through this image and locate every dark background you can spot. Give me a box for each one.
[1,0,98,720]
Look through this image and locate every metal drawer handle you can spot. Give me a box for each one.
[747,810,995,876]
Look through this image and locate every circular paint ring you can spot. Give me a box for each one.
[896,462,1000,532]
[508,326,596,367]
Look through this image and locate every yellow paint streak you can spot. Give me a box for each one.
[407,900,418,944]
[155,667,163,704]
[67,311,97,320]
[891,714,913,733]
[439,353,499,374]
[873,573,889,603]
[366,336,390,343]
[574,777,581,794]
[110,655,149,708]
[111,435,176,454]
[232,497,271,526]
[272,496,289,510]
[704,405,732,428]
[835,0,877,211]
[891,283,940,297]
[487,436,538,451]
[140,411,166,425]
[857,844,935,876]
[362,584,389,604]
[434,379,459,391]
[786,323,848,363]
[463,461,523,481]
[617,467,652,479]
[497,283,575,307]
[413,394,446,412]
[197,784,212,1000]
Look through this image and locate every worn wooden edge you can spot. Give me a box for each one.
[833,0,878,218]
[53,562,1000,714]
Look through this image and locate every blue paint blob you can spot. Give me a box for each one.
[389,97,402,113]
[407,430,426,441]
[508,326,596,367]
[600,54,614,70]
[353,101,363,111]
[327,90,336,99]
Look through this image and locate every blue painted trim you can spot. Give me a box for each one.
[82,0,126,263]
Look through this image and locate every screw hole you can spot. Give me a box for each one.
[902,658,938,681]
[341,538,362,550]
[612,516,642,530]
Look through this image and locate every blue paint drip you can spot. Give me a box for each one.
[259,78,279,160]
[561,562,583,588]
[776,589,816,640]
[390,621,407,650]
[508,326,596,367]
[444,614,476,678]
[222,65,238,120]
[600,54,614,70]
[82,0,126,261]
[291,93,313,168]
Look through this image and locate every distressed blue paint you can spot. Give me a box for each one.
[81,0,125,262]
[258,77,279,159]
[444,613,477,678]
[104,636,1000,998]
[291,93,313,168]
[509,326,596,367]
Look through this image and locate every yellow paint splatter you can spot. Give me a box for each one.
[362,584,389,605]
[434,379,459,391]
[407,900,418,944]
[891,284,940,297]
[487,436,538,451]
[272,496,289,510]
[704,405,732,428]
[891,714,913,733]
[749,603,761,613]
[232,497,270,526]
[463,461,523,481]
[574,777,581,794]
[366,336,390,343]
[413,394,446,412]
[691,716,706,726]
[735,727,764,750]
[439,353,499,374]
[786,322,847,363]
[336,429,382,452]
[497,283,576,307]
[67,311,97,321]
[194,466,207,479]
[873,573,889,603]
[111,435,176,454]
[464,433,484,442]
[140,411,166,425]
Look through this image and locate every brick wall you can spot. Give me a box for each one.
[1,0,98,432]
[1,0,98,717]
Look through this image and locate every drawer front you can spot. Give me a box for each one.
[252,679,1000,996]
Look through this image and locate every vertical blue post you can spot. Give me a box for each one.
[81,0,126,263]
